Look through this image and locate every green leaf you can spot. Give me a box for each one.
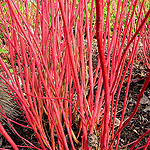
[0,49,8,53]
[9,68,13,73]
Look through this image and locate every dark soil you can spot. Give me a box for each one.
[119,79,150,149]
[119,80,150,149]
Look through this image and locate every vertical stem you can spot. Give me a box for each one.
[95,0,110,149]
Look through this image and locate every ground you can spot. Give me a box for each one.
[0,42,150,149]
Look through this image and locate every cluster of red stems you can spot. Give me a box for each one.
[0,0,150,149]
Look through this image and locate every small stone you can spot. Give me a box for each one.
[88,133,98,148]
[140,94,149,104]
[143,106,150,112]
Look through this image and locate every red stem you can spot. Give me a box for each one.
[95,0,110,149]
[0,122,19,150]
